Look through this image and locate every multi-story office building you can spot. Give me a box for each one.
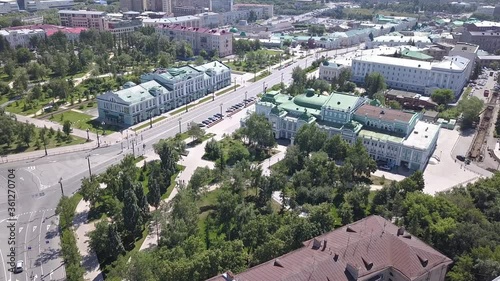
[58,10,106,29]
[0,28,45,48]
[155,24,233,57]
[211,0,232,12]
[97,61,231,126]
[448,42,478,79]
[351,55,470,96]
[102,16,141,37]
[25,0,75,11]
[232,3,273,18]
[252,89,440,171]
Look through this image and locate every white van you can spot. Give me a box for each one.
[14,260,23,273]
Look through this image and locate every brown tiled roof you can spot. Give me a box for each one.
[355,104,416,123]
[205,215,452,281]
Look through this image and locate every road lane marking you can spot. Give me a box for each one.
[0,249,7,281]
[24,211,34,280]
[46,225,51,231]
[33,226,37,232]
[38,210,46,276]
[18,227,23,233]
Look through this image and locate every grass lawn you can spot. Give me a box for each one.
[369,174,395,186]
[161,165,186,200]
[0,125,87,155]
[51,110,118,135]
[132,116,167,132]
[216,85,240,97]
[248,71,271,83]
[0,95,9,106]
[5,97,54,116]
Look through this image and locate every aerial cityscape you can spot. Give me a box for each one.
[0,0,500,280]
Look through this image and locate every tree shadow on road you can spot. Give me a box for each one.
[45,228,59,240]
[82,253,99,272]
[34,247,61,267]
[72,209,89,228]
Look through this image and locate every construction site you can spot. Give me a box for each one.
[468,91,499,161]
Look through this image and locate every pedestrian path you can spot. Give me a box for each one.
[73,200,103,281]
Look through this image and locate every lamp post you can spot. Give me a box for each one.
[149,111,153,128]
[244,91,248,105]
[41,133,47,156]
[281,73,284,84]
[185,99,189,112]
[86,129,89,141]
[85,155,92,179]
[212,87,215,101]
[132,139,135,157]
[58,177,64,197]
[220,103,223,116]
[262,82,266,93]
[96,129,100,148]
[234,77,237,91]
[101,121,105,135]
[178,118,182,134]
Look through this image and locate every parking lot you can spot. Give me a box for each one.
[198,97,256,129]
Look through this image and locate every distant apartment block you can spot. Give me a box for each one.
[206,215,452,281]
[119,0,146,11]
[142,15,201,28]
[0,0,19,13]
[25,0,75,11]
[351,55,470,96]
[58,10,106,29]
[211,0,232,13]
[232,3,273,18]
[155,24,233,57]
[0,24,87,48]
[460,30,500,53]
[97,61,231,126]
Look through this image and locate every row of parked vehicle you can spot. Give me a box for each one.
[226,97,257,114]
[199,113,224,127]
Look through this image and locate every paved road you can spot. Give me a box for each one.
[0,44,362,280]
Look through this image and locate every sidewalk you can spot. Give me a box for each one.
[73,200,103,281]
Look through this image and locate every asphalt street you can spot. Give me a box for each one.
[0,44,361,281]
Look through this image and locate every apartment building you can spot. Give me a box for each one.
[460,30,500,53]
[448,42,478,79]
[97,61,231,126]
[232,3,273,18]
[351,55,470,96]
[25,0,75,11]
[142,15,201,28]
[211,0,232,13]
[0,28,45,48]
[155,24,233,57]
[207,215,452,281]
[58,10,106,29]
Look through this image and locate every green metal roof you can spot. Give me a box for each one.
[401,49,433,61]
[323,92,361,112]
[293,92,329,110]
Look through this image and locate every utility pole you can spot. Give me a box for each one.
[41,133,47,156]
[185,100,189,112]
[234,77,237,91]
[58,177,64,196]
[86,155,92,179]
[178,118,182,134]
[220,103,223,116]
[149,111,153,128]
[86,129,90,142]
[212,87,215,101]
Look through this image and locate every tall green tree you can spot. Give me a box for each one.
[122,189,143,239]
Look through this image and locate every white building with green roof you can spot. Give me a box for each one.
[254,89,440,171]
[97,61,230,126]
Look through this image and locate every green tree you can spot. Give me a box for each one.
[187,122,205,142]
[431,89,455,105]
[16,48,32,64]
[345,139,377,178]
[13,67,28,92]
[20,122,35,147]
[294,123,328,154]
[204,138,222,161]
[122,189,143,239]
[79,177,101,207]
[63,120,72,137]
[322,134,349,161]
[364,72,386,98]
[458,96,484,129]
[147,176,162,209]
[241,112,276,150]
[387,100,402,109]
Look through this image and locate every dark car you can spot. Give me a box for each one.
[456,155,466,162]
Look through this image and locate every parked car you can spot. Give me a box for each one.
[456,155,466,162]
[198,123,206,127]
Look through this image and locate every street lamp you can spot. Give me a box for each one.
[85,155,92,179]
[178,117,182,134]
[86,129,89,141]
[245,91,248,103]
[58,177,64,197]
[262,82,266,93]
[101,121,105,135]
[149,111,153,128]
[234,77,237,91]
[41,133,47,156]
[96,129,100,148]
[219,103,223,116]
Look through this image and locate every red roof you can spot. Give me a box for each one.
[5,24,87,36]
[206,215,452,281]
[355,104,416,123]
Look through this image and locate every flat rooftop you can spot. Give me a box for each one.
[403,121,440,150]
[358,129,404,143]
